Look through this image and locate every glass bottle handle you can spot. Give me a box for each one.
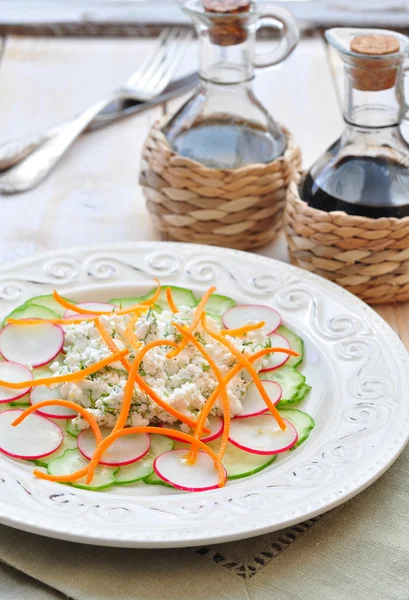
[254,5,299,69]
[402,59,409,122]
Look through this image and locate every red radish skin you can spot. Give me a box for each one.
[30,386,77,419]
[235,380,282,419]
[228,415,298,455]
[0,409,63,460]
[260,333,291,372]
[0,322,64,368]
[64,302,118,319]
[160,415,224,444]
[0,361,33,404]
[153,449,227,491]
[77,427,151,466]
[222,304,282,336]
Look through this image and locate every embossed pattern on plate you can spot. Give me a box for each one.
[0,242,408,548]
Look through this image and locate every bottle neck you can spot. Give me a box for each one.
[343,64,405,128]
[197,29,256,84]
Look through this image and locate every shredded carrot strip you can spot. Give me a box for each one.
[172,322,230,462]
[166,288,179,314]
[221,321,265,336]
[14,400,103,485]
[125,311,144,352]
[0,349,129,389]
[34,466,90,484]
[85,426,226,486]
[113,339,206,434]
[12,400,102,445]
[167,286,217,359]
[52,291,116,315]
[52,280,161,317]
[202,317,286,430]
[7,316,99,326]
[187,345,299,462]
[95,320,132,371]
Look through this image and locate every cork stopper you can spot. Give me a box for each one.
[203,0,250,46]
[350,34,400,92]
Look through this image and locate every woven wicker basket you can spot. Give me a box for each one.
[140,118,301,250]
[284,180,409,304]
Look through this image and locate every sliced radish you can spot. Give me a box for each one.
[0,323,64,367]
[64,302,117,319]
[260,333,291,372]
[77,426,150,466]
[30,386,77,419]
[0,409,63,459]
[154,449,226,491]
[236,381,282,419]
[229,414,298,455]
[223,304,281,335]
[160,415,224,444]
[0,362,33,403]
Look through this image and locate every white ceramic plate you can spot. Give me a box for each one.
[0,242,408,548]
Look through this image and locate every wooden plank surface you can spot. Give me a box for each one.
[0,33,408,347]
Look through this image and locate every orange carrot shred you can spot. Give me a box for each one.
[0,349,129,390]
[221,321,265,336]
[166,288,179,314]
[172,322,230,462]
[125,311,144,352]
[95,320,132,371]
[167,286,217,359]
[113,339,207,434]
[12,400,102,444]
[52,280,161,317]
[202,317,286,431]
[187,345,299,462]
[34,466,90,484]
[85,426,226,486]
[8,316,99,326]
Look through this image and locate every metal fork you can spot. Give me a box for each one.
[0,28,193,194]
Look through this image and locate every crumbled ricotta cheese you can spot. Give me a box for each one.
[50,306,269,431]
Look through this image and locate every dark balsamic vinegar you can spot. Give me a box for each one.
[301,155,409,219]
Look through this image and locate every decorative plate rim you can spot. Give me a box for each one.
[0,241,408,548]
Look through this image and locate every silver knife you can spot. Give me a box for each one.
[0,72,198,171]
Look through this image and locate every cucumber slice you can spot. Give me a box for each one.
[278,408,315,448]
[66,418,81,438]
[2,303,59,328]
[26,294,72,317]
[155,286,197,311]
[260,366,307,405]
[198,293,236,317]
[47,448,118,491]
[208,440,276,479]
[8,395,30,407]
[115,435,174,485]
[291,383,312,404]
[206,313,222,326]
[115,456,154,484]
[111,287,196,312]
[144,470,173,488]
[33,431,78,468]
[277,325,304,368]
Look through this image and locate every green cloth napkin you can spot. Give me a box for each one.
[0,446,408,600]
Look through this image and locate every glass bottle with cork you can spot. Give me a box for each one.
[163,0,299,169]
[301,28,409,219]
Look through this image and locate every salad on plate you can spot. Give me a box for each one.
[0,282,314,492]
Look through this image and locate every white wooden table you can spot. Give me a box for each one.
[0,32,408,596]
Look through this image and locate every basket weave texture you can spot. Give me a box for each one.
[284,180,409,304]
[140,118,301,250]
